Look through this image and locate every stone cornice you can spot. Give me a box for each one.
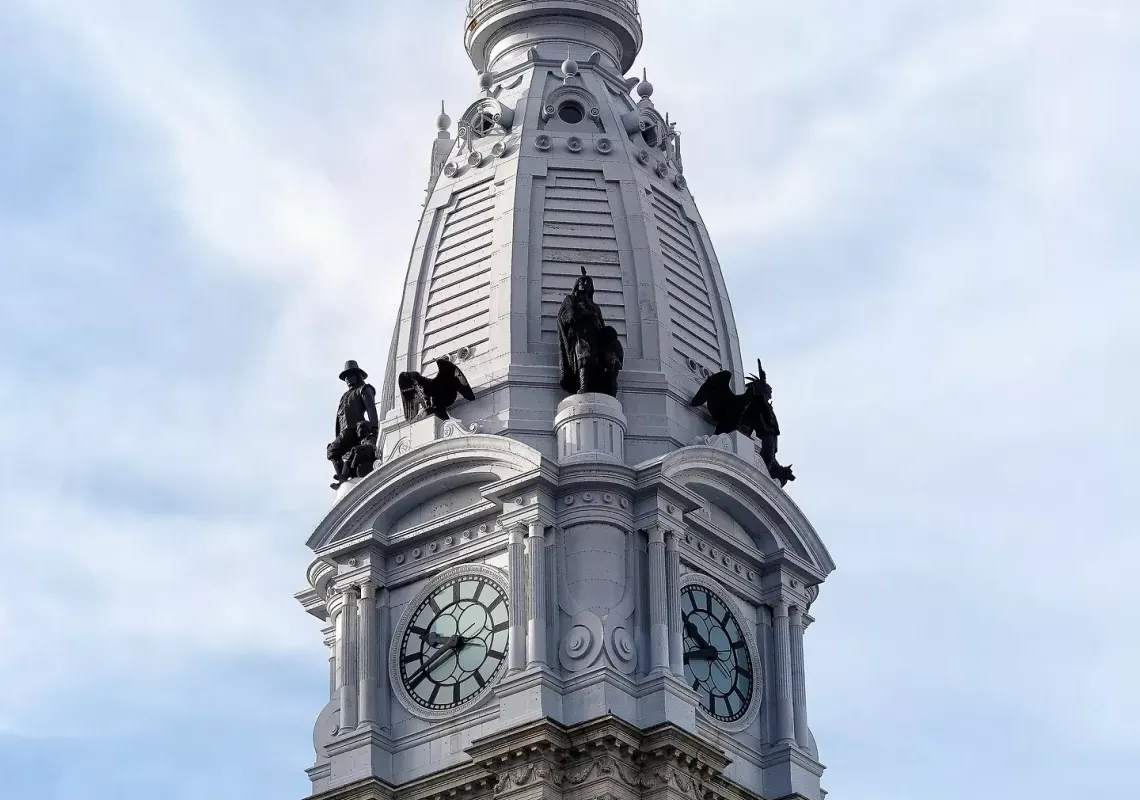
[464,716,743,800]
[307,434,545,551]
[659,447,836,577]
[756,742,826,776]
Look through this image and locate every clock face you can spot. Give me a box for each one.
[397,573,509,712]
[681,584,755,723]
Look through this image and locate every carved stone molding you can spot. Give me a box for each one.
[467,716,734,800]
[494,761,565,796]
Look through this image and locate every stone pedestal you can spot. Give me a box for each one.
[554,393,626,465]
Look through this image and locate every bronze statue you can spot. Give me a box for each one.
[398,358,475,421]
[328,360,379,489]
[557,267,624,396]
[690,359,795,487]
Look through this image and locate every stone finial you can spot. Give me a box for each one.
[436,100,452,132]
[562,46,580,80]
[636,68,654,99]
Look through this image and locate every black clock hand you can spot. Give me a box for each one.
[407,635,460,687]
[685,621,712,650]
[685,646,720,661]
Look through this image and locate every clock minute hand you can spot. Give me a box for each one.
[407,635,460,687]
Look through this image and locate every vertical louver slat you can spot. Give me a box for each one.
[421,180,495,365]
[651,194,721,369]
[540,170,626,344]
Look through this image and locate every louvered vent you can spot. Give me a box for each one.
[651,192,721,369]
[421,179,495,366]
[540,169,626,344]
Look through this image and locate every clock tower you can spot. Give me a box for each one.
[296,2,836,800]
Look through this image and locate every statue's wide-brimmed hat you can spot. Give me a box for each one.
[339,360,368,380]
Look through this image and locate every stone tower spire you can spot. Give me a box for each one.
[298,4,835,800]
[465,0,643,74]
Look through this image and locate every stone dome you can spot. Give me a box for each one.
[378,34,745,465]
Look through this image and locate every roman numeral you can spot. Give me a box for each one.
[428,596,442,614]
[409,625,429,637]
[491,620,509,633]
[486,595,504,613]
[453,684,461,705]
[402,653,423,665]
[474,672,487,689]
[429,684,441,705]
[487,649,505,660]
[472,581,485,602]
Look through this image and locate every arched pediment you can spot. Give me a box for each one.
[661,446,836,577]
[306,434,544,551]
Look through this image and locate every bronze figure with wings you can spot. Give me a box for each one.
[398,358,476,422]
[691,359,795,486]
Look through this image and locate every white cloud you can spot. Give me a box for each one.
[0,0,1137,795]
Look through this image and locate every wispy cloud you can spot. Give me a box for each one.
[0,0,1136,798]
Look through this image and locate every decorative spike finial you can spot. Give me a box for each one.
[436,101,452,133]
[636,68,654,99]
[561,46,580,80]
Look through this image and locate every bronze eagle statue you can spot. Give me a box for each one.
[398,358,475,422]
[691,360,795,486]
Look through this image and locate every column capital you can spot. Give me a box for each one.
[771,601,790,618]
[359,582,377,600]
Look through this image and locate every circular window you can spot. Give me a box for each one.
[558,102,585,124]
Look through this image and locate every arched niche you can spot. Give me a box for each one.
[660,446,836,576]
[307,435,544,550]
[386,472,497,534]
[688,483,784,558]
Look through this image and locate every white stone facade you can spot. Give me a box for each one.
[298,3,835,800]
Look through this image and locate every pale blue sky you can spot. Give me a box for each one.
[1,1,1137,798]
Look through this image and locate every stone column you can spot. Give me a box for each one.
[332,606,345,696]
[545,531,560,666]
[508,525,527,673]
[376,588,391,728]
[357,583,378,728]
[325,625,337,701]
[665,529,683,677]
[527,522,548,667]
[771,602,795,745]
[790,607,809,748]
[646,527,669,673]
[340,586,360,731]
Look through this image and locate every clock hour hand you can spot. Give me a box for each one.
[684,645,720,661]
[407,634,461,686]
